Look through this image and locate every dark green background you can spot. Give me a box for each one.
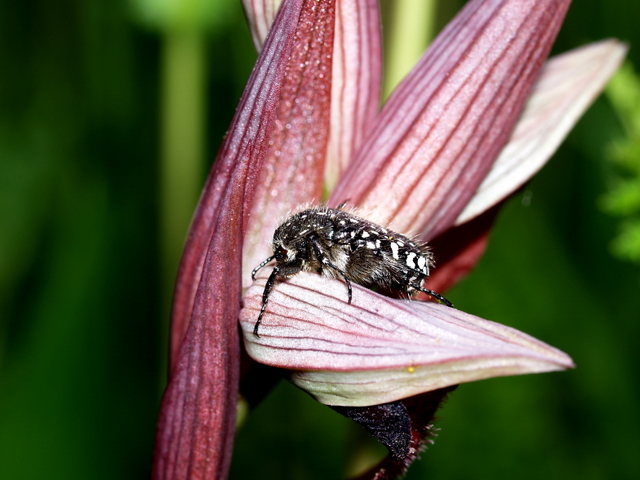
[1,0,638,479]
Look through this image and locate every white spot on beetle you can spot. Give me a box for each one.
[417,256,427,272]
[390,242,400,259]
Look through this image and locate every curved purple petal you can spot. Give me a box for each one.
[241,0,337,287]
[172,0,336,360]
[153,1,336,479]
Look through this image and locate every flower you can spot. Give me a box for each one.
[151,0,626,479]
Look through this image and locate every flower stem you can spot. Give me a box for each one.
[382,0,437,99]
[159,29,207,370]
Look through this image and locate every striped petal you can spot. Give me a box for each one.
[330,0,571,240]
[324,0,382,190]
[242,0,283,50]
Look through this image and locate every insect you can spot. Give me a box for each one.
[251,204,453,337]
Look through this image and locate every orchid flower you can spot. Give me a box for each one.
[151,0,626,479]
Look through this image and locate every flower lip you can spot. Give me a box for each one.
[240,271,574,406]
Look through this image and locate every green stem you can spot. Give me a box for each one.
[159,29,207,373]
[382,0,437,99]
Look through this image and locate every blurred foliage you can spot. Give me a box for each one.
[0,0,255,478]
[600,63,640,263]
[0,0,639,480]
[130,0,234,32]
[380,0,437,98]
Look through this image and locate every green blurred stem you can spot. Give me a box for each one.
[382,0,437,99]
[160,29,207,362]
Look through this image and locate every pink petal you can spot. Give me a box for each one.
[240,272,574,407]
[457,39,628,225]
[241,0,336,287]
[324,0,382,189]
[242,0,283,50]
[330,0,571,240]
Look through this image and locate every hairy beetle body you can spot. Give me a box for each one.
[251,206,452,336]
